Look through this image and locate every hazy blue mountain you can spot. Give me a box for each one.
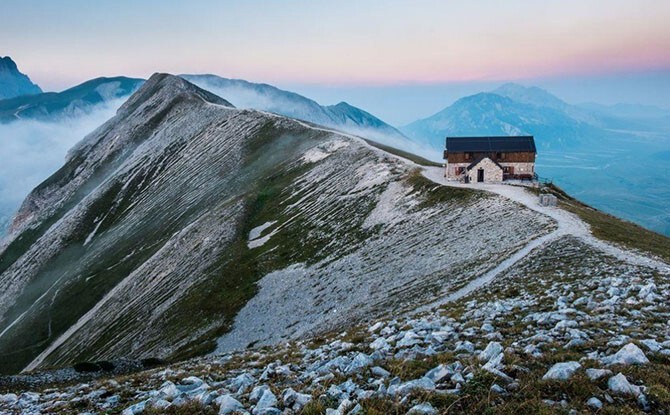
[577,102,670,132]
[181,74,429,157]
[0,57,42,100]
[401,92,609,151]
[579,102,670,119]
[493,83,598,124]
[493,83,569,111]
[0,76,144,123]
[494,83,670,132]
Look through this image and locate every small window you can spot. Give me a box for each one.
[465,152,471,160]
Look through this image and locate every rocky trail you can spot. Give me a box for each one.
[417,166,670,310]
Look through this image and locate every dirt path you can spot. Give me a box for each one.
[416,166,670,311]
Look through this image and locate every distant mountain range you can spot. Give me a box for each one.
[401,83,670,152]
[181,74,426,156]
[0,56,42,100]
[0,76,144,123]
[0,62,425,156]
[400,92,601,151]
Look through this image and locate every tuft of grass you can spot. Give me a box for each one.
[299,396,339,415]
[383,351,456,381]
[143,400,219,415]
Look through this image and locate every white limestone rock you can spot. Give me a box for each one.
[542,362,581,381]
[425,364,451,383]
[455,341,475,354]
[478,342,503,362]
[586,397,603,410]
[407,403,437,414]
[602,343,649,366]
[216,395,246,415]
[389,377,435,396]
[608,373,642,397]
[585,368,613,381]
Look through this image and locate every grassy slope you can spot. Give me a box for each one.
[364,139,442,167]
[540,183,670,264]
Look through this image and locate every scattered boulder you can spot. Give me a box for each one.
[586,397,603,410]
[216,395,246,415]
[640,339,662,352]
[121,399,149,415]
[542,362,581,381]
[479,342,503,362]
[282,388,312,410]
[389,377,435,396]
[455,340,475,354]
[608,373,642,397]
[407,402,438,414]
[345,353,374,374]
[602,343,649,366]
[425,364,451,383]
[585,368,612,381]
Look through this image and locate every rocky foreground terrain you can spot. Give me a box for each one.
[1,234,669,414]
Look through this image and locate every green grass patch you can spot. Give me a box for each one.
[537,182,670,263]
[365,139,442,167]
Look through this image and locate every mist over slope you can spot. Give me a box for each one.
[0,74,553,374]
[0,77,144,236]
[182,74,435,160]
[0,76,144,123]
[0,56,42,100]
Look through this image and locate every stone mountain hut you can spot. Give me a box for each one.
[443,136,537,183]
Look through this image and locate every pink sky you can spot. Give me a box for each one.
[3,0,670,91]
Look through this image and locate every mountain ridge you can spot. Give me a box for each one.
[180,74,433,159]
[0,56,42,100]
[0,76,144,123]
[0,74,555,374]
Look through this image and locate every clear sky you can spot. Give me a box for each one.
[3,0,670,123]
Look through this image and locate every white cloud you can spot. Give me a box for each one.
[0,100,124,234]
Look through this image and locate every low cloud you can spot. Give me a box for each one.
[0,100,124,235]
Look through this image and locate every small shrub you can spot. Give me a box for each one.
[141,357,166,368]
[73,361,101,373]
[144,400,218,415]
[96,360,116,371]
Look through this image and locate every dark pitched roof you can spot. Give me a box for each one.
[467,156,503,171]
[446,136,536,153]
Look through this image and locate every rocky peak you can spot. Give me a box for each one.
[117,73,234,116]
[0,56,42,99]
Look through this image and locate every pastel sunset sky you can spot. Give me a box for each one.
[4,0,670,123]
